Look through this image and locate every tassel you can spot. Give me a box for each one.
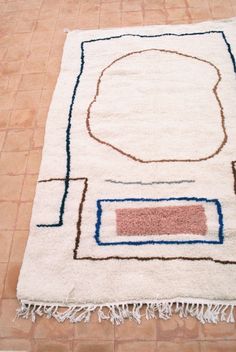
[16,300,236,325]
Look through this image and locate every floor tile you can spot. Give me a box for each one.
[0,263,7,298]
[0,130,6,151]
[10,109,36,129]
[156,315,200,340]
[0,338,31,351]
[200,340,236,352]
[16,202,33,230]
[101,2,121,12]
[19,73,45,91]
[122,0,143,12]
[143,0,165,10]
[0,110,10,129]
[31,30,54,48]
[115,340,156,352]
[33,316,75,339]
[143,9,166,24]
[3,129,33,152]
[201,320,236,339]
[20,9,40,21]
[187,0,209,7]
[167,7,190,21]
[13,90,42,110]
[0,91,16,110]
[100,11,122,28]
[165,0,186,8]
[0,231,13,263]
[115,317,156,341]
[21,174,38,201]
[0,202,18,230]
[0,175,24,200]
[36,107,49,127]
[10,231,28,262]
[3,261,21,298]
[157,340,200,351]
[6,45,28,62]
[0,151,28,174]
[28,41,52,59]
[0,299,33,338]
[74,340,114,352]
[34,18,57,32]
[33,339,72,352]
[189,6,213,20]
[210,4,233,18]
[77,8,100,29]
[26,149,42,174]
[38,7,60,20]
[43,72,58,90]
[22,56,48,74]
[8,74,22,92]
[0,61,23,77]
[40,89,53,108]
[10,33,32,48]
[75,319,114,340]
[122,11,143,26]
[16,19,36,33]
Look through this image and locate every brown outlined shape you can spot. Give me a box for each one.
[231,161,236,194]
[39,178,233,265]
[86,48,227,163]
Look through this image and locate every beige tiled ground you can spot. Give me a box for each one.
[0,0,236,351]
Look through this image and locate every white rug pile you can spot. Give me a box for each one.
[17,18,236,324]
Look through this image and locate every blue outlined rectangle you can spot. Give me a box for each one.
[94,197,224,246]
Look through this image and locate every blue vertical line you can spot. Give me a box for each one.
[37,42,86,227]
[221,31,236,73]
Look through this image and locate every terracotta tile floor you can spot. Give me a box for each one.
[0,0,236,350]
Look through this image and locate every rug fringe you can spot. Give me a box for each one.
[16,299,236,325]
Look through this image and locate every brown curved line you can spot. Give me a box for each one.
[86,48,227,163]
[75,256,236,265]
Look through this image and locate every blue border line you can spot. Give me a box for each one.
[37,30,236,227]
[94,197,224,245]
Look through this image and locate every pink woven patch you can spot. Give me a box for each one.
[116,205,207,236]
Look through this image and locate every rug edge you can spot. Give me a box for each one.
[16,298,236,325]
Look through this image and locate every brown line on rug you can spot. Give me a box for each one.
[75,256,236,265]
[86,48,227,163]
[231,161,236,194]
[38,177,87,182]
[73,177,88,259]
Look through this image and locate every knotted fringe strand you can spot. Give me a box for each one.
[16,300,235,325]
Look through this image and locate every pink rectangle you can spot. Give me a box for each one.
[116,205,207,236]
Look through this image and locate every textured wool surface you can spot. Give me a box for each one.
[17,18,236,323]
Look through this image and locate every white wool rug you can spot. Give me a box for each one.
[17,18,236,324]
